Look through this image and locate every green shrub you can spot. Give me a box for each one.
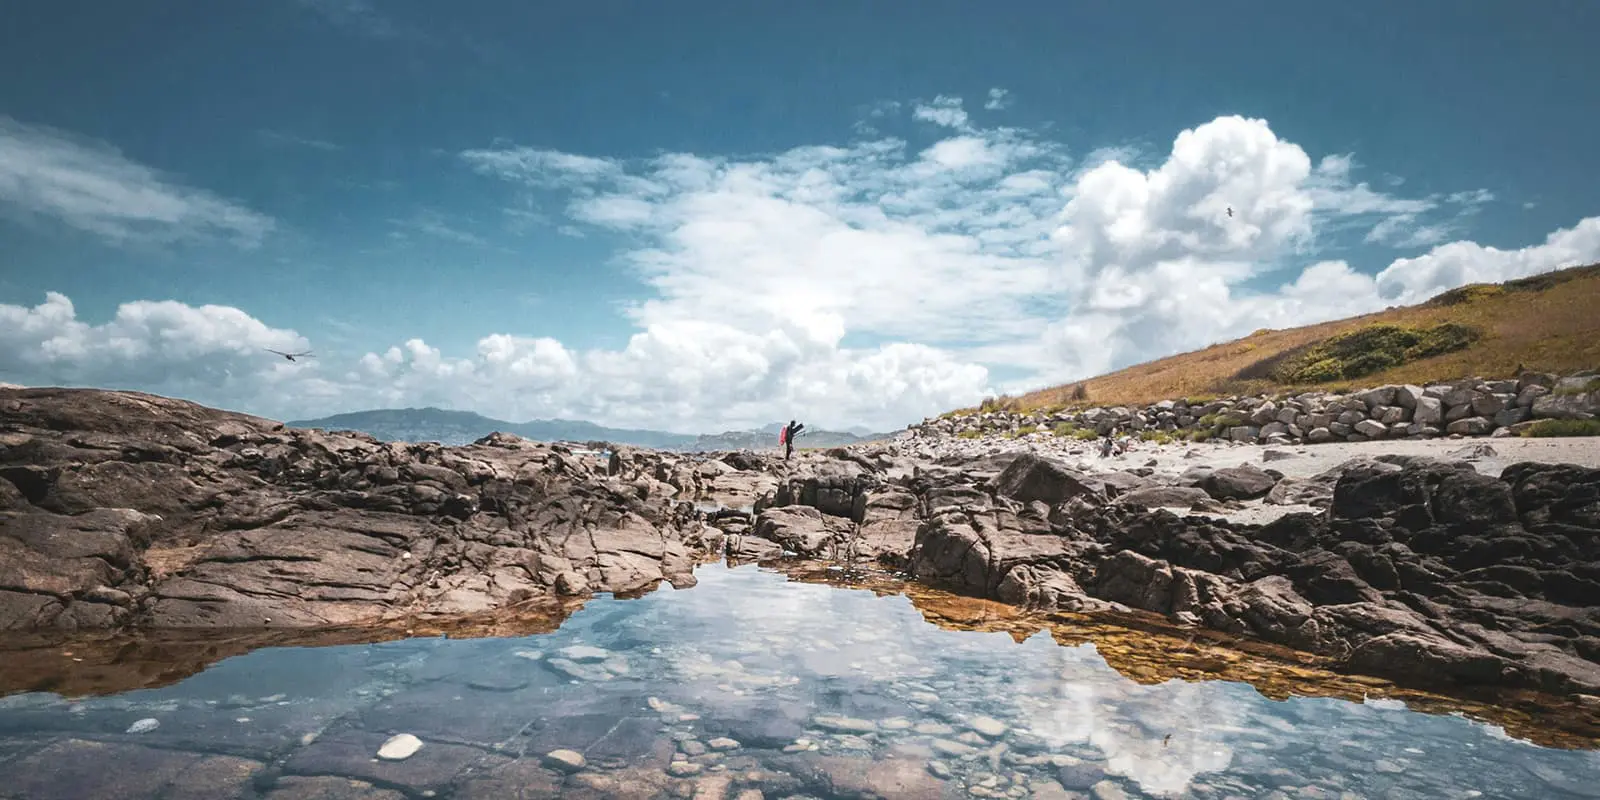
[1012,424,1039,438]
[1518,419,1600,437]
[956,429,983,439]
[1272,323,1483,384]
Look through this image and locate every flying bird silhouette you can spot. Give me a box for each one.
[1226,206,1233,217]
[266,349,314,362]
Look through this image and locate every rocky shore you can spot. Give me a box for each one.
[3,386,1599,712]
[915,370,1600,445]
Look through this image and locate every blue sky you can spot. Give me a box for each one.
[2,0,1598,432]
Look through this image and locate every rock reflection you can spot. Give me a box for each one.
[1,561,1598,800]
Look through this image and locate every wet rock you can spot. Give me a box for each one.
[967,715,1008,739]
[126,717,160,734]
[811,714,876,734]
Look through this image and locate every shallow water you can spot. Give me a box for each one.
[1,563,1598,799]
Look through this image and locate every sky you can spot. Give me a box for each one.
[2,1,1598,434]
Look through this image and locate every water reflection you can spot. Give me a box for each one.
[0,562,1597,799]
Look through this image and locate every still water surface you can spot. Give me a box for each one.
[0,562,1597,799]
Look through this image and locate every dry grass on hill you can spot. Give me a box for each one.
[963,263,1600,415]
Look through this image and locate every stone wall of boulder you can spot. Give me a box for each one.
[914,371,1600,445]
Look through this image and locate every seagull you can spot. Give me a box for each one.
[266,349,314,362]
[1226,207,1233,217]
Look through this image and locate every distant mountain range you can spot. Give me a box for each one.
[285,407,896,452]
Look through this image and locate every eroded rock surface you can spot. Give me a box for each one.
[0,388,721,631]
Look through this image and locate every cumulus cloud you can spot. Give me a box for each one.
[6,104,1598,432]
[0,116,274,247]
[984,88,1012,111]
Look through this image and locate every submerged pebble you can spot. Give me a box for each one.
[125,718,159,734]
[377,733,423,760]
[543,749,586,773]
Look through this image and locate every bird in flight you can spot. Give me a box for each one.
[1226,206,1233,217]
[265,349,314,362]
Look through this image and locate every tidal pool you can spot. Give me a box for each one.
[0,562,1597,799]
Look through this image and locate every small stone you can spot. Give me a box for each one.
[377,733,423,760]
[707,737,740,751]
[928,760,953,779]
[932,739,976,758]
[126,718,160,734]
[914,721,955,736]
[1374,759,1404,774]
[681,739,708,756]
[969,715,1008,739]
[668,761,704,777]
[812,714,876,733]
[544,749,586,773]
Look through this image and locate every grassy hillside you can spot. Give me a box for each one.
[975,262,1600,414]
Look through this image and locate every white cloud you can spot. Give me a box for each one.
[7,106,1598,432]
[912,95,971,130]
[0,116,274,247]
[984,88,1012,111]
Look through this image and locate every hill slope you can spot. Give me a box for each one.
[989,262,1600,413]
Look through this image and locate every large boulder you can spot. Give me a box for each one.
[991,453,1098,505]
[1199,465,1279,501]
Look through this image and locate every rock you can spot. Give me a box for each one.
[377,733,424,761]
[1412,395,1444,426]
[968,716,1008,739]
[993,454,1098,505]
[543,749,587,773]
[1114,486,1213,510]
[126,718,160,734]
[1353,419,1388,439]
[812,714,877,734]
[1199,466,1278,501]
[1445,416,1495,436]
[0,387,718,632]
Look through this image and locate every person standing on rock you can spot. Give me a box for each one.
[781,419,806,461]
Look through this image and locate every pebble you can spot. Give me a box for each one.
[377,733,423,760]
[707,737,740,751]
[968,715,1009,739]
[681,740,708,756]
[126,718,160,734]
[812,714,876,733]
[932,739,976,758]
[879,717,913,730]
[927,760,953,779]
[1374,759,1405,774]
[542,749,586,773]
[668,761,704,777]
[914,721,955,736]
